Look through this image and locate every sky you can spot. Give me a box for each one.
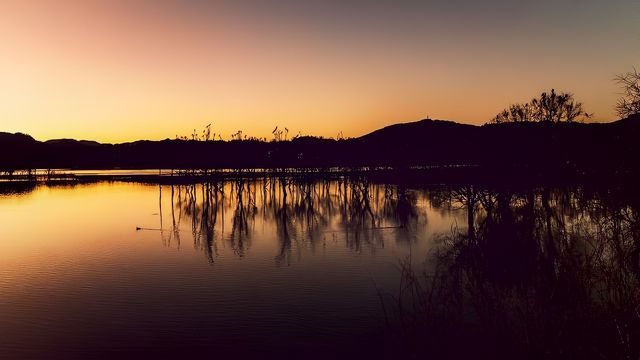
[1,0,639,143]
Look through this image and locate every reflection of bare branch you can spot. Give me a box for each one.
[384,185,640,359]
[166,177,423,262]
[229,179,256,258]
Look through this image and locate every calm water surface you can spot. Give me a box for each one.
[0,179,460,358]
[2,178,640,359]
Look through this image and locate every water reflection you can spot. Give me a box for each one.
[386,185,640,359]
[2,178,639,358]
[156,178,640,358]
[158,177,426,265]
[0,178,438,359]
[0,181,36,195]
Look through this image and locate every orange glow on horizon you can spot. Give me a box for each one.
[1,1,638,143]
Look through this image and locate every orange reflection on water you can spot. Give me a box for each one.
[0,179,461,358]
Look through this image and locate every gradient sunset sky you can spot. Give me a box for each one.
[1,0,639,143]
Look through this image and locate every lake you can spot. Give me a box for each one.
[1,177,639,359]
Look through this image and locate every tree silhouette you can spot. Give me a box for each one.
[615,68,640,118]
[492,89,591,123]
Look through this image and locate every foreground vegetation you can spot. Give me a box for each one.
[382,184,640,359]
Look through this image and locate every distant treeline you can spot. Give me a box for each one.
[1,115,639,178]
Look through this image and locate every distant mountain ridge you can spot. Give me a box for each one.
[1,116,639,176]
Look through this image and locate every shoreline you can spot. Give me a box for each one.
[1,165,637,189]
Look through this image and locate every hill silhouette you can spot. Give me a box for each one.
[1,116,639,179]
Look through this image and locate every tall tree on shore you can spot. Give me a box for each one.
[491,89,591,124]
[615,68,640,118]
